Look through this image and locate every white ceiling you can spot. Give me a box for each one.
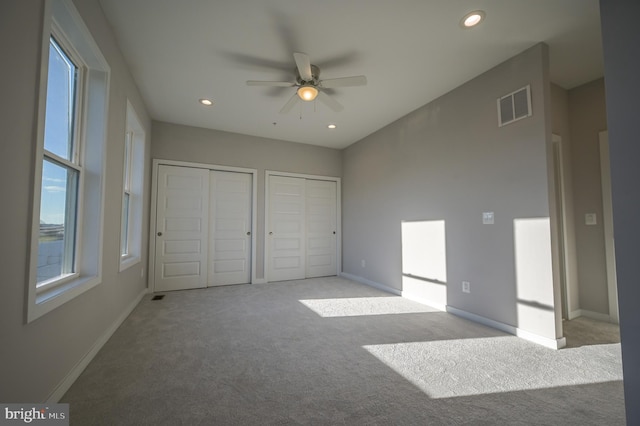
[98,0,603,149]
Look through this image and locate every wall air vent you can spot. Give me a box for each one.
[498,85,532,127]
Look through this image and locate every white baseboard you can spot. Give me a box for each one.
[571,309,614,323]
[401,293,447,312]
[339,272,401,296]
[447,306,566,350]
[46,288,148,403]
[339,272,447,311]
[340,273,566,349]
[568,309,582,320]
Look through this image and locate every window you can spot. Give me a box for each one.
[120,101,145,270]
[38,36,81,286]
[28,0,110,322]
[121,131,132,256]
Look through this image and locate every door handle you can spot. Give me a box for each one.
[246,231,251,236]
[269,232,273,235]
[157,232,163,237]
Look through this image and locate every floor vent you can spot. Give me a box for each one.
[498,85,532,127]
[151,295,165,301]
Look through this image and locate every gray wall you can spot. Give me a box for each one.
[342,44,560,340]
[0,0,151,401]
[600,0,640,423]
[567,79,610,315]
[151,121,342,279]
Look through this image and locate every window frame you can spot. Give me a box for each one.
[121,130,133,257]
[36,26,85,293]
[119,100,145,271]
[27,0,110,323]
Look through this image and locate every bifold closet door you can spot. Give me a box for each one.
[209,171,252,286]
[306,179,337,278]
[268,175,337,282]
[268,176,306,281]
[154,165,209,292]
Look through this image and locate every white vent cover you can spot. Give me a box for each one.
[498,85,532,127]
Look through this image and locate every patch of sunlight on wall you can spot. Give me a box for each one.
[299,297,439,317]
[401,220,447,310]
[513,218,556,339]
[364,337,622,399]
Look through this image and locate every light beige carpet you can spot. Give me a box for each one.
[62,276,625,425]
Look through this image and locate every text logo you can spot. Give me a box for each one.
[1,404,68,425]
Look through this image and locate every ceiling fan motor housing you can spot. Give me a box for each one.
[296,64,320,85]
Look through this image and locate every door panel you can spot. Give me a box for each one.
[306,180,337,278]
[155,165,209,292]
[209,171,252,286]
[268,176,306,281]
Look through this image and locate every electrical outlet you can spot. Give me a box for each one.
[462,281,471,293]
[361,260,366,268]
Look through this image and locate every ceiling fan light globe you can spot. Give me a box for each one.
[297,85,318,101]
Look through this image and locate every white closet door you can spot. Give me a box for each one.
[154,165,209,292]
[209,171,252,286]
[268,176,306,281]
[306,180,337,278]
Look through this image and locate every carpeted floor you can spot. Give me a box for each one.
[62,276,625,425]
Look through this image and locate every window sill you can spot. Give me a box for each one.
[28,274,101,323]
[119,255,141,272]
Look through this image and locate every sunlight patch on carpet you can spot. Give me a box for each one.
[299,297,438,317]
[363,337,623,399]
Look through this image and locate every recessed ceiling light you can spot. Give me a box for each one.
[328,124,337,129]
[199,98,213,106]
[461,10,485,28]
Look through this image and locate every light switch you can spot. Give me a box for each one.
[585,213,597,226]
[482,212,495,225]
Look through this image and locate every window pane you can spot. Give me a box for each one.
[38,159,78,284]
[123,132,132,191]
[44,38,78,161]
[121,192,130,256]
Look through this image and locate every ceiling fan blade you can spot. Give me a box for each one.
[293,52,313,81]
[247,80,295,87]
[317,91,343,112]
[320,75,367,88]
[280,92,300,114]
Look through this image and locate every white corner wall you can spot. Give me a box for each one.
[342,43,563,346]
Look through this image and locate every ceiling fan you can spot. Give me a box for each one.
[246,52,367,113]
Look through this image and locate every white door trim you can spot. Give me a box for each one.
[552,134,574,320]
[150,159,258,292]
[264,170,341,283]
[599,131,619,323]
